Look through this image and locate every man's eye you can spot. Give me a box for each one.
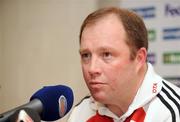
[102,52,112,60]
[81,53,91,60]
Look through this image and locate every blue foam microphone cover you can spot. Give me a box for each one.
[30,85,74,121]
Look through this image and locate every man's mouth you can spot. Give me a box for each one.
[89,81,105,88]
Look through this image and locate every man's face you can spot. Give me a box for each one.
[79,15,140,104]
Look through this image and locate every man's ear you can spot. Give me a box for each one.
[136,47,147,65]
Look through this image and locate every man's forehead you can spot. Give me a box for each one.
[84,13,121,28]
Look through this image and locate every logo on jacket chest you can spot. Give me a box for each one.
[152,83,158,93]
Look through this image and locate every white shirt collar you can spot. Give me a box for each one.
[89,63,163,120]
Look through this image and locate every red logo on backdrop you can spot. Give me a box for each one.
[152,83,157,93]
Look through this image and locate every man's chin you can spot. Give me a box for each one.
[91,93,107,103]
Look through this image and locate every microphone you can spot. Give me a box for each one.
[0,85,74,122]
[9,108,41,122]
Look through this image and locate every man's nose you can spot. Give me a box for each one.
[88,56,101,78]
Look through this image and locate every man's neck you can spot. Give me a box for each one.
[106,64,148,117]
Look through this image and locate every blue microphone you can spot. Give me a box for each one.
[30,85,74,121]
[0,85,74,122]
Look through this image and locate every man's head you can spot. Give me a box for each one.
[79,7,148,60]
[79,7,148,109]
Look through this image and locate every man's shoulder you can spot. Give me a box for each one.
[155,80,180,121]
[67,96,95,122]
[162,80,180,92]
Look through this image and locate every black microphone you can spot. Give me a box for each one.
[9,108,41,122]
[0,85,74,122]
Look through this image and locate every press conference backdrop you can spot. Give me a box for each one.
[119,0,180,87]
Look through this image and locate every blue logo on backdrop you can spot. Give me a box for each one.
[147,53,156,65]
[165,4,180,17]
[132,6,156,19]
[163,27,180,40]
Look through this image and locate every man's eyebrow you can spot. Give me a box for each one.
[79,46,116,53]
[97,46,116,52]
[98,47,110,51]
[79,48,88,54]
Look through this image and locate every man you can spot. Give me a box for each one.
[68,7,180,122]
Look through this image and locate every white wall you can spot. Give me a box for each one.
[0,0,97,121]
[97,0,120,8]
[0,0,3,112]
